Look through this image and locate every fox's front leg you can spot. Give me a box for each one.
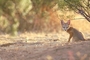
[68,34,73,42]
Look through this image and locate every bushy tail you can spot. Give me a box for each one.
[85,38,90,41]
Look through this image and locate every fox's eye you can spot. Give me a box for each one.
[63,27,66,28]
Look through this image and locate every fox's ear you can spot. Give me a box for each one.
[67,20,70,25]
[61,20,64,24]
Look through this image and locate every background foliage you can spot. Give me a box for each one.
[0,0,90,35]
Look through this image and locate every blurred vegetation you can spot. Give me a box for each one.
[58,0,90,22]
[0,0,90,35]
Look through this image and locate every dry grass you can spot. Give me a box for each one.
[0,17,90,46]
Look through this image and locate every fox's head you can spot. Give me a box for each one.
[61,20,70,31]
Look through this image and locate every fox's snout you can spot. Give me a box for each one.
[63,27,68,31]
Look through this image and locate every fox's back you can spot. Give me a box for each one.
[67,27,85,41]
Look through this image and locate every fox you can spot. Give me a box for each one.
[61,20,85,42]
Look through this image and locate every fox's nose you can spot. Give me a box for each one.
[63,29,67,31]
[64,29,67,31]
[64,28,67,31]
[65,30,67,31]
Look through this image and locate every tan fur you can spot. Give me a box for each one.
[61,20,85,42]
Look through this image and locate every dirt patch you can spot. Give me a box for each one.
[0,33,90,60]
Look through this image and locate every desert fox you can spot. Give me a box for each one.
[61,20,85,42]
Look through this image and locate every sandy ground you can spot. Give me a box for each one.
[0,32,90,60]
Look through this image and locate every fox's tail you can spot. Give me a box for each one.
[85,38,90,41]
